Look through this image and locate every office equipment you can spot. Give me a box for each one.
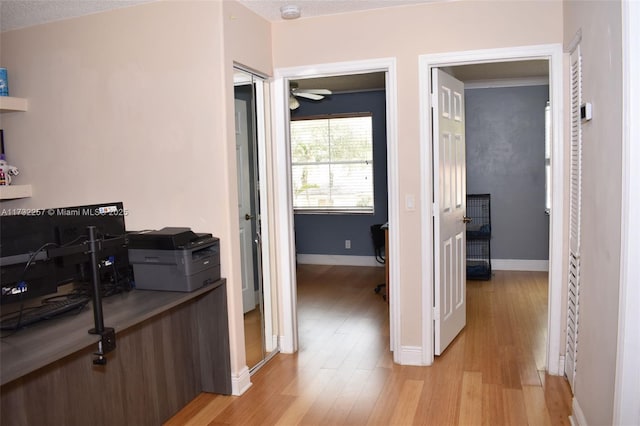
[0,202,131,306]
[128,227,220,292]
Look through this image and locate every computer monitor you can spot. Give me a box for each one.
[0,202,131,305]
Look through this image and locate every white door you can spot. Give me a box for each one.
[433,68,467,355]
[236,98,257,314]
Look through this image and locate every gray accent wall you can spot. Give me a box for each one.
[292,90,388,257]
[465,85,549,260]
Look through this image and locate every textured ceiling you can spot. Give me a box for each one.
[0,0,437,31]
[237,0,438,22]
[0,0,153,32]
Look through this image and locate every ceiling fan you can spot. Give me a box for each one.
[289,82,332,110]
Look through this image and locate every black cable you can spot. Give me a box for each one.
[0,242,58,336]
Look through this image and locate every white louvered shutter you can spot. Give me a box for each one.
[565,45,583,392]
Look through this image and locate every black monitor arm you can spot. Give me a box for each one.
[47,226,125,365]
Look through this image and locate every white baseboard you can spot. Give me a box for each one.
[231,366,252,396]
[296,254,384,267]
[492,259,549,271]
[555,355,566,376]
[570,397,587,426]
[397,345,425,366]
[297,255,547,271]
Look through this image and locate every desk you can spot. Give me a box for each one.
[1,279,231,426]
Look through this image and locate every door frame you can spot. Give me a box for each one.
[614,1,640,423]
[272,57,400,357]
[233,65,277,369]
[419,44,565,373]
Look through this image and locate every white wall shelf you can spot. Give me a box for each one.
[0,184,32,200]
[0,96,28,112]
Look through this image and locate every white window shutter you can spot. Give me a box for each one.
[566,45,583,392]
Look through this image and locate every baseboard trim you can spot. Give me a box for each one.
[492,259,549,271]
[397,345,425,366]
[555,355,566,376]
[297,254,384,267]
[231,366,252,396]
[570,397,587,426]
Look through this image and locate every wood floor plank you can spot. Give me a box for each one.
[502,388,529,426]
[181,395,234,426]
[275,368,335,425]
[458,371,482,426]
[482,383,505,426]
[321,368,372,425]
[522,384,553,426]
[389,379,424,425]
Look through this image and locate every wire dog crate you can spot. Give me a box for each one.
[466,194,491,280]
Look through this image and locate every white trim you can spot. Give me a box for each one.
[614,2,640,425]
[397,346,424,366]
[272,76,298,354]
[492,259,549,272]
[272,57,401,360]
[296,254,385,267]
[419,44,564,374]
[231,366,252,396]
[464,76,548,89]
[570,397,588,426]
[254,76,275,360]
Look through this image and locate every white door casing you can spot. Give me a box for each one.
[433,69,467,356]
[272,58,399,357]
[420,44,564,371]
[236,98,257,314]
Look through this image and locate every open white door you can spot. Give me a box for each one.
[236,98,257,314]
[433,68,467,355]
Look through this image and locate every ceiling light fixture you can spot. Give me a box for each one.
[280,4,301,20]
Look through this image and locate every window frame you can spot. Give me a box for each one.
[290,112,375,215]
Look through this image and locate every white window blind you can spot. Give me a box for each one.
[290,115,374,213]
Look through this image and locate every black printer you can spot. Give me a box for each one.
[128,227,220,292]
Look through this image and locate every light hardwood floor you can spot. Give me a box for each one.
[166,265,572,425]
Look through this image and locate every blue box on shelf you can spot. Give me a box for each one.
[0,68,9,96]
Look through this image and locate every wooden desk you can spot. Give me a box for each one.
[1,279,231,426]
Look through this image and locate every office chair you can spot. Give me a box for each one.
[370,224,386,300]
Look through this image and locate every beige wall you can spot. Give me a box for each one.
[272,0,563,346]
[563,1,623,424]
[0,0,271,382]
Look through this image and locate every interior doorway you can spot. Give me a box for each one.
[420,44,565,374]
[272,58,400,358]
[286,71,390,354]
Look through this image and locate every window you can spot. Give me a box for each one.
[290,114,374,213]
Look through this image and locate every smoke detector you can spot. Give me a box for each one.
[280,4,301,20]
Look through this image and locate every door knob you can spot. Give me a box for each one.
[245,213,254,221]
[463,216,472,224]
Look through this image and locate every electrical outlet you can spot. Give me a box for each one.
[345,239,351,249]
